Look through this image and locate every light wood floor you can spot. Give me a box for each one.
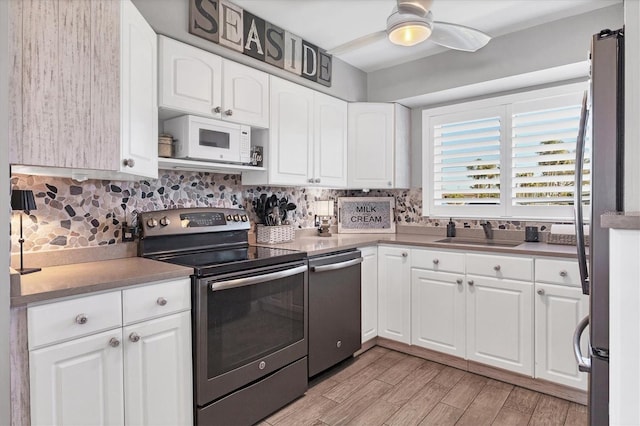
[262,346,587,426]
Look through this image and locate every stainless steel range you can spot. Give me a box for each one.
[139,207,308,426]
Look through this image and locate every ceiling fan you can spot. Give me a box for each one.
[328,0,492,55]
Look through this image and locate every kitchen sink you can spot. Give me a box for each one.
[435,237,523,248]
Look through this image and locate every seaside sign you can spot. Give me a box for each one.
[189,0,332,87]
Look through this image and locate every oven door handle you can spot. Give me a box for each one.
[311,257,363,273]
[210,265,308,291]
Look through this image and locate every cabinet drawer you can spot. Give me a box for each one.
[28,292,122,349]
[123,278,191,325]
[535,258,581,287]
[466,253,533,281]
[412,249,465,273]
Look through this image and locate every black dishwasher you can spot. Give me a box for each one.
[308,249,363,377]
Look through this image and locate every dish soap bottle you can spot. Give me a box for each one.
[446,218,456,237]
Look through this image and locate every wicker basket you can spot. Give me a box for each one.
[547,233,590,246]
[256,224,295,244]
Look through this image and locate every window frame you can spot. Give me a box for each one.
[422,82,589,220]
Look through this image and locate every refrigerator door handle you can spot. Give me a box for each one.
[573,90,590,296]
[573,315,592,373]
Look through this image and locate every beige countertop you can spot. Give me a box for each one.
[10,257,192,307]
[601,212,640,230]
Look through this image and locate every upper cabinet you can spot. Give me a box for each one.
[9,0,158,180]
[348,103,410,189]
[243,76,348,188]
[158,36,269,129]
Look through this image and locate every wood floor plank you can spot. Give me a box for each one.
[440,372,488,410]
[503,386,541,415]
[418,402,464,426]
[347,399,401,426]
[492,407,533,426]
[563,402,588,426]
[324,346,389,383]
[271,395,337,426]
[377,354,425,386]
[430,366,467,390]
[307,377,340,397]
[529,394,570,426]
[320,379,392,425]
[322,361,389,403]
[455,382,512,426]
[384,360,445,405]
[384,382,451,426]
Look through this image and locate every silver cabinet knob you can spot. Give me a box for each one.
[456,279,463,285]
[314,178,321,183]
[387,181,392,187]
[109,337,120,348]
[336,340,342,348]
[559,270,568,277]
[493,265,501,271]
[401,252,408,258]
[468,280,474,286]
[129,332,140,343]
[159,217,170,227]
[308,178,314,183]
[123,158,135,168]
[75,314,88,325]
[156,297,167,306]
[224,109,233,116]
[433,259,440,265]
[213,106,221,114]
[537,289,545,295]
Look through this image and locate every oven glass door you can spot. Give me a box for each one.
[196,262,308,404]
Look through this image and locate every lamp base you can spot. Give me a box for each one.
[17,267,41,275]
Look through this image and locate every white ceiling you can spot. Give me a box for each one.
[233,0,621,72]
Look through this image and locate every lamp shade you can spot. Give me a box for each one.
[315,200,334,217]
[11,189,37,213]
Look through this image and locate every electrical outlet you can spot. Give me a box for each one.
[121,222,137,242]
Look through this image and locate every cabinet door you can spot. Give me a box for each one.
[30,329,124,426]
[466,275,533,375]
[535,283,589,390]
[120,0,158,179]
[222,60,269,128]
[377,246,411,344]
[412,269,466,357]
[313,92,348,187]
[269,77,314,186]
[359,246,378,343]
[158,35,222,118]
[348,103,393,189]
[124,311,193,426]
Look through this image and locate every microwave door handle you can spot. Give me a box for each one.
[210,265,307,291]
[574,90,590,296]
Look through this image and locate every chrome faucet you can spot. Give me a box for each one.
[481,221,493,239]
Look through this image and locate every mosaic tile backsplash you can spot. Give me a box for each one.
[10,172,555,253]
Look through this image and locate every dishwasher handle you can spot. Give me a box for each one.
[210,265,307,291]
[311,257,363,273]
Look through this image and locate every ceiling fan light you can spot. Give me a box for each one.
[388,23,432,46]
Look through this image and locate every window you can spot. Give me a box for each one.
[423,83,589,219]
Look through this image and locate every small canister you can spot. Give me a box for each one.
[158,134,174,158]
[525,226,539,242]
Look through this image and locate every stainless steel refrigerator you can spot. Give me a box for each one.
[574,29,624,426]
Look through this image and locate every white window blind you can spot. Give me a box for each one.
[433,113,502,208]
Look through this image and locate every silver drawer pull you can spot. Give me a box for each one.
[109,337,120,348]
[224,109,233,116]
[432,259,440,265]
[560,270,568,277]
[401,252,408,258]
[129,333,140,343]
[493,265,501,271]
[156,297,167,306]
[456,279,463,285]
[537,289,545,295]
[468,280,474,286]
[75,314,88,325]
[213,106,221,114]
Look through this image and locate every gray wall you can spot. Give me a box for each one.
[132,0,368,102]
[0,0,11,421]
[625,0,640,211]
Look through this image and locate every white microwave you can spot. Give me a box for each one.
[163,115,251,164]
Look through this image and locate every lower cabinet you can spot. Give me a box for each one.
[359,246,378,343]
[377,245,411,344]
[28,278,193,426]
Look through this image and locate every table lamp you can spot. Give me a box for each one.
[11,189,41,274]
[315,200,334,237]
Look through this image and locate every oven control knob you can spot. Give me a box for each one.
[258,361,266,370]
[146,218,158,228]
[233,214,240,222]
[241,215,248,222]
[159,217,170,227]
[226,215,233,221]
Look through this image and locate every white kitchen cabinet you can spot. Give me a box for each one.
[30,329,125,426]
[159,36,269,128]
[348,103,410,189]
[244,76,348,187]
[377,245,411,344]
[534,258,588,390]
[28,278,192,426]
[359,246,378,343]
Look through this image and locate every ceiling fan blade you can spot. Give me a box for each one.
[430,21,491,52]
[326,30,387,56]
